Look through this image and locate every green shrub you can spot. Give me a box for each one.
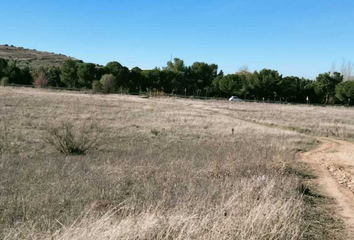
[92,80,102,92]
[100,74,116,93]
[45,120,101,155]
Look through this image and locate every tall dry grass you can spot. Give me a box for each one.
[0,87,347,239]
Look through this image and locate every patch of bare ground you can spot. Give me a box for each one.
[301,138,354,239]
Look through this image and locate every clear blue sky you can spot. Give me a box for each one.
[1,0,354,79]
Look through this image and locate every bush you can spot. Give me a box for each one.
[100,74,116,93]
[32,70,48,88]
[0,77,9,86]
[92,80,102,92]
[45,120,101,155]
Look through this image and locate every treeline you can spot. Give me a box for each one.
[1,57,354,105]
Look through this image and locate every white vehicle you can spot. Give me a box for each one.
[229,96,242,102]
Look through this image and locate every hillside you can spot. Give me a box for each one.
[0,44,82,68]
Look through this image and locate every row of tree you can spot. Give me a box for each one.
[0,57,353,105]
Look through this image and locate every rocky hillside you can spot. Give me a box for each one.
[0,44,82,68]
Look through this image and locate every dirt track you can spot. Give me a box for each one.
[302,138,354,239]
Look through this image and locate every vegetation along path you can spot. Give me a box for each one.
[171,98,354,238]
[302,138,354,239]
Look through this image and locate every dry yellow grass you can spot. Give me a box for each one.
[0,87,349,239]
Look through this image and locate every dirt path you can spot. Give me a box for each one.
[302,138,354,239]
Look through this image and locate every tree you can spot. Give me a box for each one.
[100,74,116,93]
[6,61,30,85]
[278,76,299,101]
[95,67,106,81]
[247,69,282,100]
[92,80,102,92]
[105,61,123,76]
[46,67,63,87]
[19,67,33,85]
[77,63,96,88]
[104,61,129,89]
[0,58,8,79]
[166,58,185,73]
[336,81,354,104]
[60,59,78,88]
[191,62,218,95]
[163,58,187,94]
[218,74,246,96]
[141,68,161,91]
[314,72,343,105]
[128,67,143,92]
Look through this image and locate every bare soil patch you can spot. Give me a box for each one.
[302,138,354,239]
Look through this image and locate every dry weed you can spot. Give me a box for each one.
[45,120,101,155]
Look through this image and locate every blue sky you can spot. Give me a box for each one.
[1,0,354,79]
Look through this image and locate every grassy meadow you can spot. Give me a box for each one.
[0,87,349,239]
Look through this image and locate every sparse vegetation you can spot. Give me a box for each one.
[0,88,350,239]
[0,45,80,69]
[32,69,48,88]
[45,120,101,155]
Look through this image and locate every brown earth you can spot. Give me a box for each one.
[302,138,354,239]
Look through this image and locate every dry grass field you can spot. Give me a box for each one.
[0,87,350,239]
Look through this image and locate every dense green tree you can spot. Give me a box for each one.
[104,61,129,89]
[95,67,106,81]
[6,61,32,85]
[166,58,185,73]
[60,59,78,88]
[247,69,282,100]
[163,58,187,94]
[19,67,33,85]
[336,81,354,104]
[191,62,218,95]
[314,72,343,104]
[278,76,299,101]
[141,68,163,91]
[77,63,96,88]
[219,74,245,96]
[0,58,8,79]
[46,67,63,87]
[104,61,123,76]
[129,67,143,92]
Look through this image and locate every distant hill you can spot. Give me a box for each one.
[0,44,82,69]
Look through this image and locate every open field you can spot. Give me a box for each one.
[0,87,351,239]
[164,99,354,140]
